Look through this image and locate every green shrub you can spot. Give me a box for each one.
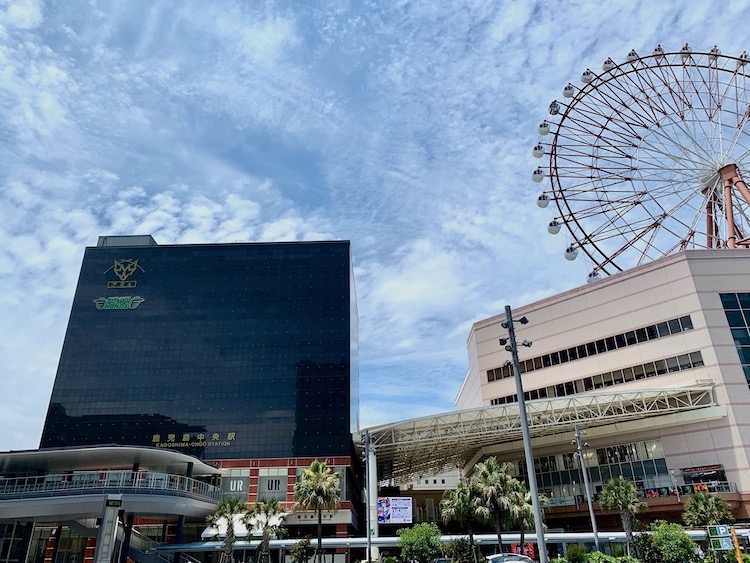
[289,538,314,563]
[614,557,641,563]
[379,557,399,563]
[636,521,695,563]
[550,558,568,563]
[584,552,615,563]
[566,544,588,563]
[444,538,472,563]
[396,523,443,563]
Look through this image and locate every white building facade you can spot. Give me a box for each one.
[457,250,750,519]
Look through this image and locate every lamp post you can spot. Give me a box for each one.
[363,430,373,563]
[499,305,548,563]
[572,425,600,551]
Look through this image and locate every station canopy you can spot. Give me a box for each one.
[354,386,721,484]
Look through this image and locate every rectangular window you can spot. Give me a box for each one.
[542,355,552,368]
[587,342,597,356]
[656,322,670,337]
[726,311,746,328]
[612,370,625,384]
[595,339,606,353]
[636,328,648,342]
[666,357,680,372]
[605,336,617,350]
[668,319,682,334]
[623,366,635,382]
[689,351,704,367]
[633,365,646,379]
[646,325,658,340]
[731,329,750,346]
[644,362,657,377]
[560,349,569,363]
[654,359,667,375]
[679,316,694,331]
[625,331,637,345]
[677,354,692,370]
[551,351,560,365]
[568,347,578,361]
[721,293,740,309]
[577,344,588,359]
[601,372,614,386]
[615,334,627,348]
[534,357,543,370]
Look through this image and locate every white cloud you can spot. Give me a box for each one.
[2,0,749,443]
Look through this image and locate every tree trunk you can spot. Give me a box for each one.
[468,523,477,563]
[622,510,632,557]
[317,510,323,563]
[494,511,503,553]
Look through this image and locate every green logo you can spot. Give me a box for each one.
[93,296,145,310]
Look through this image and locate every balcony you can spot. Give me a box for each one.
[0,470,220,503]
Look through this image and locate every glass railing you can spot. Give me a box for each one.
[544,481,738,507]
[413,481,739,519]
[0,470,220,501]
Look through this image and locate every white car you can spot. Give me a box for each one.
[485,554,535,563]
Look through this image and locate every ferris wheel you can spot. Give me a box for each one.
[534,43,750,281]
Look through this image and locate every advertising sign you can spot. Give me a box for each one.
[377,497,412,524]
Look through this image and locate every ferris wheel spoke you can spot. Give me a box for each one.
[563,109,644,145]
[580,81,660,133]
[573,85,660,137]
[625,63,684,117]
[601,67,669,124]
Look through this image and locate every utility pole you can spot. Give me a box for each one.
[573,425,600,551]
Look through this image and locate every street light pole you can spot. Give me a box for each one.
[503,305,548,563]
[364,430,372,563]
[573,425,600,551]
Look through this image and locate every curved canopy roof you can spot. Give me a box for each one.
[354,387,721,483]
[0,445,223,476]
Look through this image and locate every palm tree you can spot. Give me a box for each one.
[472,457,518,553]
[207,497,248,563]
[440,480,489,563]
[245,499,287,563]
[598,477,646,556]
[508,483,545,552]
[293,460,341,563]
[683,492,733,527]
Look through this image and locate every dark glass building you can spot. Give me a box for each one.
[40,236,359,460]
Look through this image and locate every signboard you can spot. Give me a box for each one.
[221,476,250,499]
[710,538,733,551]
[377,497,412,524]
[708,525,731,538]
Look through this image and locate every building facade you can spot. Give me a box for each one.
[31,236,361,545]
[457,249,750,523]
[41,236,359,462]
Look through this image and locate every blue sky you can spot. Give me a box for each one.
[0,0,746,449]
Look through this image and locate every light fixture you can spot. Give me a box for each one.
[499,338,508,345]
[521,339,532,348]
[519,316,529,325]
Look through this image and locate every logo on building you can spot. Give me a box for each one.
[104,259,145,289]
[93,296,145,310]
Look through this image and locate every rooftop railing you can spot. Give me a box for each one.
[0,470,220,502]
